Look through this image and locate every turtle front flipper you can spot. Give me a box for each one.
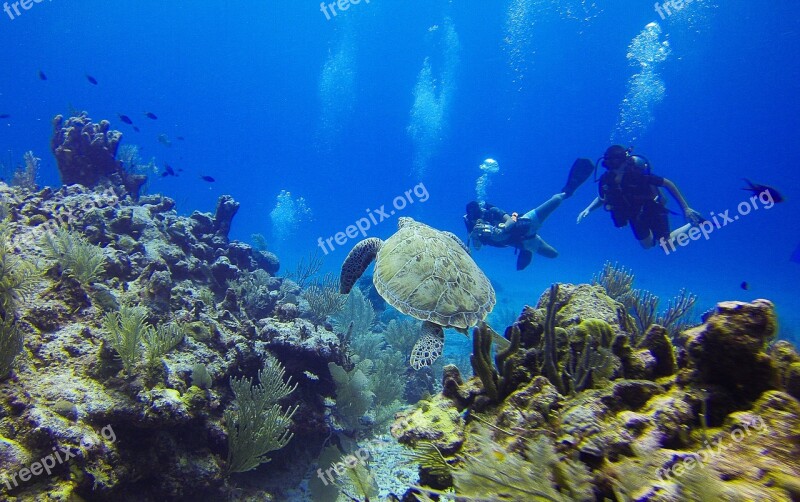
[410,321,445,370]
[340,237,383,294]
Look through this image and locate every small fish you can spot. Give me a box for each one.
[200,175,215,183]
[0,114,10,119]
[176,136,185,141]
[177,168,184,172]
[161,171,170,178]
[38,70,47,80]
[742,179,784,203]
[145,112,158,120]
[133,126,140,133]
[164,163,175,176]
[740,281,749,291]
[157,134,172,147]
[86,74,98,85]
[118,114,133,125]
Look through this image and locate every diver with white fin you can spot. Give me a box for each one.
[464,158,595,270]
[576,145,703,249]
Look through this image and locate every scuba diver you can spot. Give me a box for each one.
[576,145,703,249]
[464,158,595,270]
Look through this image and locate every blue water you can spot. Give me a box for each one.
[2,1,799,336]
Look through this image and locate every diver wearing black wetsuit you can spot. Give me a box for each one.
[577,145,702,249]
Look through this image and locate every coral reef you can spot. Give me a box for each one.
[470,322,520,402]
[303,272,346,325]
[0,181,348,500]
[224,355,298,474]
[681,299,779,414]
[51,112,148,200]
[595,261,697,342]
[394,283,800,501]
[2,174,799,501]
[11,151,40,191]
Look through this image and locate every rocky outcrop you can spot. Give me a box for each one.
[0,183,339,500]
[392,291,800,502]
[50,112,147,200]
[681,299,779,414]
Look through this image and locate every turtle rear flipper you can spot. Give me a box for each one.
[410,321,444,370]
[340,238,383,294]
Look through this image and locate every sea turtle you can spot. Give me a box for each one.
[339,217,496,369]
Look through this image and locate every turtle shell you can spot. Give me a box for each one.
[373,218,495,329]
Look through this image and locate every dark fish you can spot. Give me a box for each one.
[118,114,133,125]
[86,74,98,85]
[133,126,140,132]
[200,175,215,183]
[38,70,47,80]
[161,171,170,178]
[164,163,175,176]
[157,134,172,147]
[0,114,10,119]
[176,136,185,141]
[740,281,749,291]
[177,168,184,172]
[742,179,784,203]
[145,112,158,120]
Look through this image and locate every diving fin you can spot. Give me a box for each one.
[516,249,533,270]
[562,158,595,198]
